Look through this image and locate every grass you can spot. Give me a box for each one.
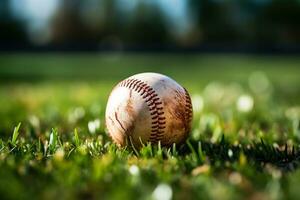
[0,53,300,199]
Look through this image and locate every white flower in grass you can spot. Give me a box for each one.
[54,148,65,161]
[88,119,101,134]
[28,115,40,128]
[129,165,140,176]
[249,71,270,94]
[203,82,225,103]
[236,95,254,113]
[68,107,85,123]
[152,183,172,200]
[192,94,204,113]
[228,149,233,158]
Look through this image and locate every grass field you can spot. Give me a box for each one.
[0,53,300,200]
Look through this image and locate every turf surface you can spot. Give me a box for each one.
[0,53,300,200]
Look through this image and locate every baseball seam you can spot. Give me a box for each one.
[184,88,193,130]
[118,78,166,143]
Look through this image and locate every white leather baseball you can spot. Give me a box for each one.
[105,72,193,148]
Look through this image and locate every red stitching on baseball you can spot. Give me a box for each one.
[143,91,155,98]
[184,88,193,130]
[118,78,166,143]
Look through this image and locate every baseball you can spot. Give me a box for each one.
[105,72,193,148]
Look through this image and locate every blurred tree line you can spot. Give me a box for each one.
[0,0,300,50]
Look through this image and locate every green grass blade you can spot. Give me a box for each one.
[74,128,80,147]
[11,122,21,145]
[49,128,58,154]
[187,139,198,163]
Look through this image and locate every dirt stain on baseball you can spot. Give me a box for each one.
[171,90,190,135]
[108,116,124,146]
[124,97,136,137]
[125,96,134,116]
[114,112,126,132]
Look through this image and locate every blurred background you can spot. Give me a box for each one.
[1,0,300,52]
[0,0,300,137]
